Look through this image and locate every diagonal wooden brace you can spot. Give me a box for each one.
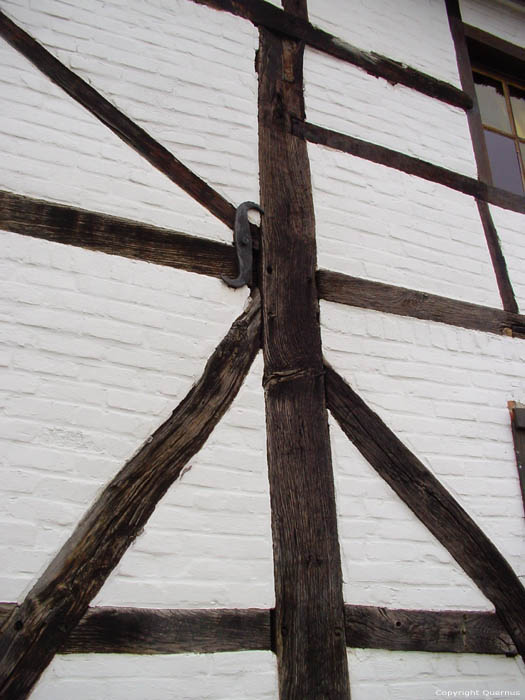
[0,10,243,232]
[0,293,261,700]
[325,363,525,662]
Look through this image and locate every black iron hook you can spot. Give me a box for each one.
[221,201,263,288]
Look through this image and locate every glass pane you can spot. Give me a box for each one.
[485,129,523,194]
[485,129,524,195]
[473,72,511,133]
[510,84,525,138]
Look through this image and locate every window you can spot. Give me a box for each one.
[463,25,525,195]
[472,68,525,195]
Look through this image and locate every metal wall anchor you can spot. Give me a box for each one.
[221,201,263,288]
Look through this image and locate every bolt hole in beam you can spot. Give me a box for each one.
[0,604,513,656]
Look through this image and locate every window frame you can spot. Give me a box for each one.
[461,25,525,190]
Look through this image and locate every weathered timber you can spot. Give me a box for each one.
[293,119,525,215]
[476,200,518,313]
[445,0,492,183]
[190,0,471,110]
[0,294,262,700]
[325,365,525,660]
[258,8,351,698]
[0,602,514,656]
[64,607,271,654]
[0,604,271,654]
[0,191,236,279]
[445,1,518,313]
[509,403,525,516]
[317,269,525,337]
[344,605,517,656]
[0,11,237,231]
[464,23,525,74]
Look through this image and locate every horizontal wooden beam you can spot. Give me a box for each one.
[0,10,238,231]
[0,294,262,700]
[317,269,525,338]
[325,365,525,661]
[0,190,236,279]
[464,23,525,71]
[0,605,271,655]
[190,0,471,110]
[0,603,514,656]
[344,604,517,656]
[294,120,525,215]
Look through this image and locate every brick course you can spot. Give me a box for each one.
[1,0,524,697]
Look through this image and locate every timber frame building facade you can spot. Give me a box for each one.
[0,0,525,698]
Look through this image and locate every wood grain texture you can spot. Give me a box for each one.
[0,602,514,656]
[509,403,525,516]
[325,365,525,661]
[476,200,518,313]
[294,120,525,215]
[0,294,262,700]
[344,605,517,656]
[445,0,492,183]
[0,191,236,279]
[191,0,471,110]
[258,16,351,700]
[317,269,525,337]
[0,10,237,230]
[0,605,271,654]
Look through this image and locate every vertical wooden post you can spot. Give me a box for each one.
[257,1,351,697]
[509,402,525,516]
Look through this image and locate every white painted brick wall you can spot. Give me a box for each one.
[308,0,462,86]
[323,303,525,697]
[491,205,525,312]
[1,0,525,697]
[304,50,477,177]
[460,0,525,46]
[0,0,259,241]
[311,145,502,307]
[31,653,277,700]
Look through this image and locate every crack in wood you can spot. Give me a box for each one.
[190,0,472,110]
[325,363,525,661]
[0,294,262,699]
[0,10,246,232]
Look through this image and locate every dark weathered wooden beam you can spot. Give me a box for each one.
[0,602,514,656]
[509,402,525,516]
[0,604,271,654]
[0,293,262,700]
[317,269,525,338]
[0,190,236,279]
[325,365,525,661]
[476,200,518,313]
[293,119,525,215]
[190,0,472,110]
[0,10,238,231]
[445,0,492,183]
[463,23,525,70]
[344,604,517,656]
[257,4,351,696]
